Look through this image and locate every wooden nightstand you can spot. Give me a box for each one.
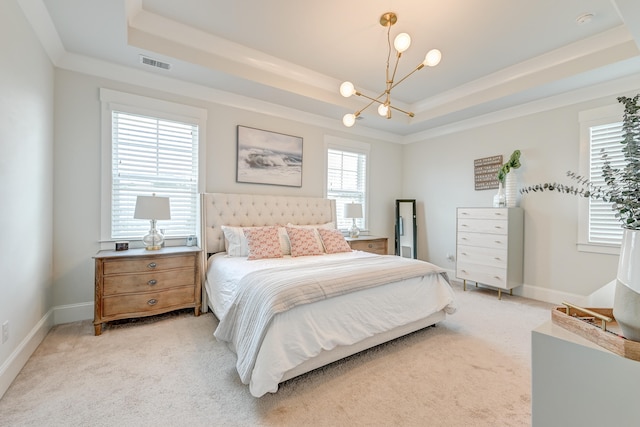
[93,246,202,336]
[345,236,388,255]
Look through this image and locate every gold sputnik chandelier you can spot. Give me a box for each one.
[339,12,442,127]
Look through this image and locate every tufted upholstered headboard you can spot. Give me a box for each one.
[200,193,336,255]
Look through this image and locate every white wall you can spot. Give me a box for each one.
[52,69,404,313]
[403,87,640,302]
[0,0,54,397]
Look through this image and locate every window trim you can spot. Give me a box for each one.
[99,89,207,247]
[323,135,370,233]
[577,103,623,255]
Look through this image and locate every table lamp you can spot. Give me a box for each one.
[134,194,171,250]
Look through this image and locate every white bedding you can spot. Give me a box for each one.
[206,251,457,397]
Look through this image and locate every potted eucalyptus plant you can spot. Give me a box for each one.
[521,95,640,341]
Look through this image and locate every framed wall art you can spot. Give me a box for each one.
[236,125,303,187]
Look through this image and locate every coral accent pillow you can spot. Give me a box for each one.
[286,226,324,257]
[243,226,283,260]
[318,228,352,254]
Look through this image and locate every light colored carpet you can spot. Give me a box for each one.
[0,282,553,426]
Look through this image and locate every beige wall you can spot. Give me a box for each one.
[0,0,54,395]
[403,93,640,300]
[51,69,404,309]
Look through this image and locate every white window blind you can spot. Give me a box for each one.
[588,121,624,245]
[327,148,367,230]
[111,111,199,240]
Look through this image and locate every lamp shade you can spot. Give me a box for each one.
[344,203,363,219]
[134,195,171,220]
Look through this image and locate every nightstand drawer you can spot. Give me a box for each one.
[103,269,195,296]
[103,254,194,275]
[348,238,387,254]
[103,286,195,317]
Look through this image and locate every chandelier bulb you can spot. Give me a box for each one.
[423,49,442,67]
[394,33,411,53]
[378,104,389,117]
[340,81,356,98]
[343,113,356,127]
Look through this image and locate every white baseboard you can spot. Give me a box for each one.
[0,309,54,399]
[0,302,93,399]
[444,268,589,306]
[53,302,93,325]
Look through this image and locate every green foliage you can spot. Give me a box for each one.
[520,95,640,230]
[497,150,522,183]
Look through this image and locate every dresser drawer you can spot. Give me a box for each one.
[103,286,195,317]
[348,238,387,254]
[457,232,509,250]
[456,263,507,288]
[103,254,194,275]
[458,208,509,220]
[103,269,195,296]
[457,218,508,235]
[456,245,507,269]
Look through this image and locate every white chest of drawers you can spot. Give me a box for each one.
[456,207,523,298]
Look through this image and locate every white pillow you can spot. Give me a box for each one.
[221,225,290,256]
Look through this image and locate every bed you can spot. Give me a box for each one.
[201,192,457,397]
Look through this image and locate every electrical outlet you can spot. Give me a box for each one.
[2,321,8,344]
[446,253,455,262]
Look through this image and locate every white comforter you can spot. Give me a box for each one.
[207,251,457,397]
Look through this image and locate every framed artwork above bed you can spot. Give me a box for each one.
[236,125,303,187]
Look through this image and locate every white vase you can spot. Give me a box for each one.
[505,172,518,207]
[613,229,640,341]
[493,181,506,208]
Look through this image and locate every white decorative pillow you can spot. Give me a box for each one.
[221,225,250,256]
[221,225,290,256]
[286,226,325,257]
[243,226,283,260]
[318,228,352,254]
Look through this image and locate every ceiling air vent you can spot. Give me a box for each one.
[139,55,171,71]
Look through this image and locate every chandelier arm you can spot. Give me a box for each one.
[388,104,415,118]
[389,63,425,91]
[355,90,388,105]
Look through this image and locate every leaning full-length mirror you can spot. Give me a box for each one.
[395,199,417,259]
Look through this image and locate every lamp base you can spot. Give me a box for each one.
[142,220,165,250]
[349,219,360,238]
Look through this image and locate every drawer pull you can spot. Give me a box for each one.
[493,276,502,280]
[147,279,157,286]
[461,269,467,273]
[494,226,503,229]
[494,257,502,261]
[148,262,157,269]
[494,240,502,244]
[368,244,373,248]
[147,299,158,306]
[461,252,467,256]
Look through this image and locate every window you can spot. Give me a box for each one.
[324,136,369,231]
[578,104,624,254]
[100,89,206,244]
